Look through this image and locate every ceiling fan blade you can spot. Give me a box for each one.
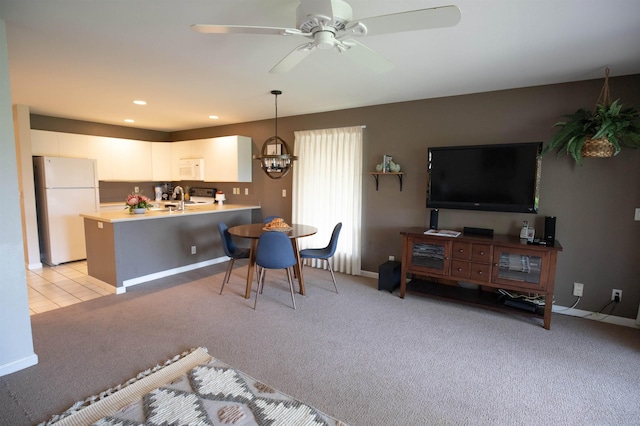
[356,5,461,37]
[191,24,303,36]
[340,39,394,74]
[269,44,314,73]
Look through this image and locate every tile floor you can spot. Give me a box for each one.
[26,261,112,315]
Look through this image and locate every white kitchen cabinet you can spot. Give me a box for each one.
[31,130,61,156]
[87,136,114,181]
[171,139,209,180]
[206,135,252,182]
[57,133,92,158]
[151,142,172,181]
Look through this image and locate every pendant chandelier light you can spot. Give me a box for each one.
[254,90,297,179]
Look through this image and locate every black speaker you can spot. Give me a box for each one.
[429,209,439,229]
[544,216,556,246]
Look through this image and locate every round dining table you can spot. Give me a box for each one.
[228,223,318,299]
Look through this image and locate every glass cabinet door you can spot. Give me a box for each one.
[491,246,549,290]
[408,236,451,276]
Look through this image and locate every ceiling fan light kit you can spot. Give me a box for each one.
[254,90,298,180]
[192,0,461,74]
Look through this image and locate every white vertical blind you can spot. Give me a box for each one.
[292,126,363,275]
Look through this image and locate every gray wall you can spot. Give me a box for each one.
[1,20,37,376]
[31,75,640,319]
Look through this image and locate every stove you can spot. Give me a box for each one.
[188,187,217,204]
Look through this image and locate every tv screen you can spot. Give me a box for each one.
[427,142,542,213]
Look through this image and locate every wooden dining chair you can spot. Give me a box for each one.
[300,222,342,293]
[217,222,250,295]
[254,231,298,309]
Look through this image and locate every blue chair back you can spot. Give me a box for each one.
[256,232,297,269]
[263,215,283,223]
[325,222,342,256]
[218,222,236,257]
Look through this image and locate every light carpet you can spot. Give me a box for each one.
[40,347,347,426]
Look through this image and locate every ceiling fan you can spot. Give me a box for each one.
[191,0,461,73]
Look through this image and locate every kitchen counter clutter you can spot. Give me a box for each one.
[82,204,262,293]
[85,203,259,222]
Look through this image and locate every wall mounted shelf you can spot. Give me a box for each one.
[370,172,404,191]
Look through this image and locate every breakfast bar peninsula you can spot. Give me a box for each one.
[81,203,261,293]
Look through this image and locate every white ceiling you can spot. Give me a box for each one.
[1,0,640,132]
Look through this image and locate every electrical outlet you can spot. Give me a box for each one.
[244,188,248,195]
[282,189,287,197]
[389,255,395,261]
[612,289,622,302]
[134,186,139,193]
[97,222,103,229]
[635,208,640,221]
[191,246,196,255]
[573,282,584,297]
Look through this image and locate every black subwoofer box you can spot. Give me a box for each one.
[378,261,402,292]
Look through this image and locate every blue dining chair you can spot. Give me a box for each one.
[254,231,298,309]
[263,215,283,223]
[300,222,342,293]
[218,222,250,295]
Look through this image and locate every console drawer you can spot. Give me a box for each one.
[451,260,471,279]
[452,242,471,260]
[470,263,491,282]
[471,244,492,263]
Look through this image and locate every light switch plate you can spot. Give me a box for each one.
[635,208,640,221]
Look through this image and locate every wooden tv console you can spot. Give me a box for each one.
[400,228,562,329]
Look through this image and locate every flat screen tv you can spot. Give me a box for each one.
[427,142,542,213]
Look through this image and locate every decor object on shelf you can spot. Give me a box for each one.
[541,68,640,164]
[253,90,298,179]
[376,155,401,173]
[125,191,152,213]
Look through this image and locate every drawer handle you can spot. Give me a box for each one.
[458,249,464,253]
[477,271,483,275]
[479,251,484,255]
[457,268,462,272]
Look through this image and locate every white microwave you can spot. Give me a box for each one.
[177,158,205,180]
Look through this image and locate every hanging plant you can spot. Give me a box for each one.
[541,68,640,164]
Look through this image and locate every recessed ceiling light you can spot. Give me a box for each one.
[209,115,219,120]
[133,100,147,105]
[124,119,135,123]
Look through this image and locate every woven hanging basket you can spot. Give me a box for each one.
[581,137,615,158]
[581,68,615,159]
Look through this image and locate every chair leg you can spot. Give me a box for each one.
[326,259,338,293]
[220,258,235,294]
[254,269,265,310]
[285,267,296,310]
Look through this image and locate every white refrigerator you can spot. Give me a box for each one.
[33,156,100,266]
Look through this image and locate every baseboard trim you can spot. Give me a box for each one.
[552,305,640,329]
[0,353,38,377]
[26,261,43,270]
[121,257,228,292]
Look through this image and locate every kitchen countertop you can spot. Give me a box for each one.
[83,203,260,223]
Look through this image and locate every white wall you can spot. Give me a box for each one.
[0,19,38,376]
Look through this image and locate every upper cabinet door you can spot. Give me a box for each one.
[151,142,172,181]
[206,135,253,182]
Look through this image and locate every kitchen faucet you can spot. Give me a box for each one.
[172,186,185,211]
